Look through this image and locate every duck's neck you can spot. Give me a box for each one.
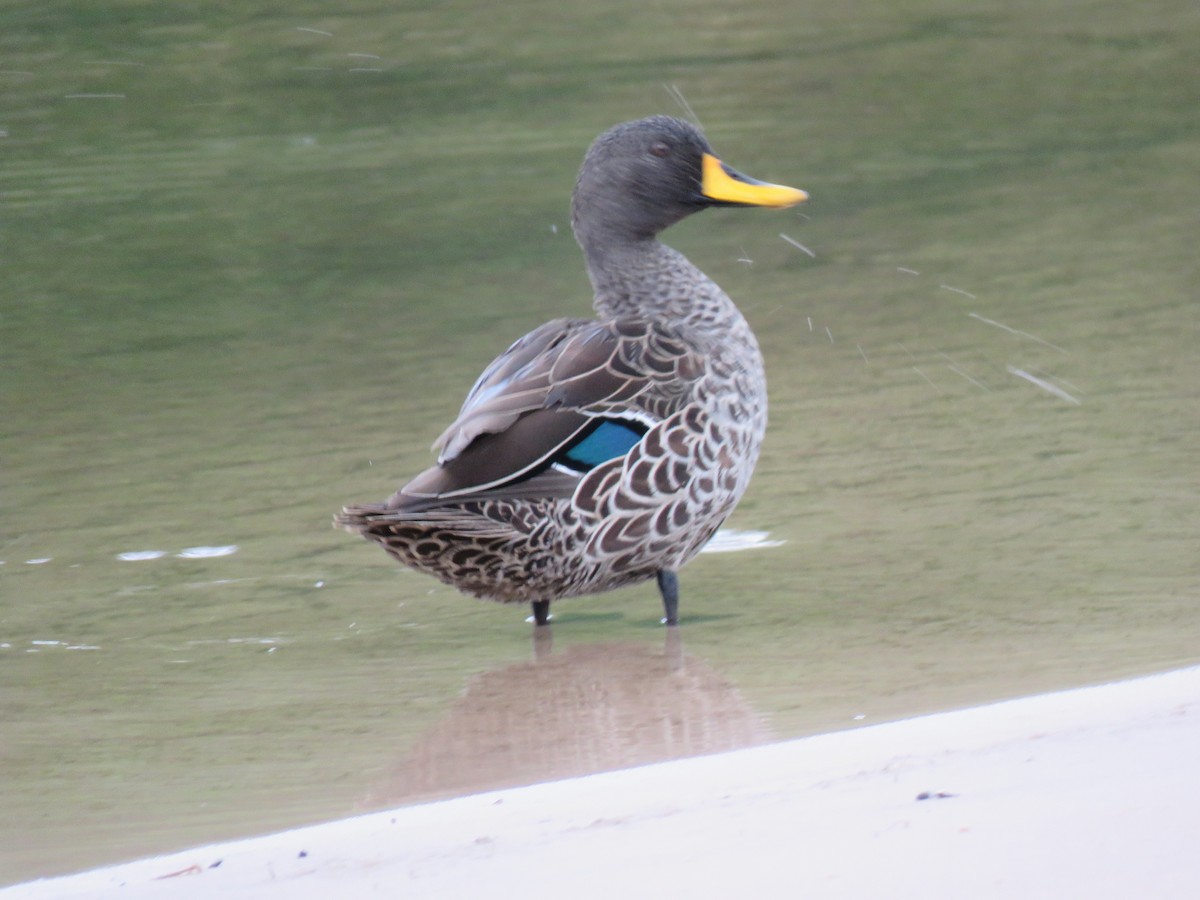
[580,231,725,325]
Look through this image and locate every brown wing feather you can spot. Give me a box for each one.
[403,316,702,503]
[433,318,595,460]
[403,407,589,498]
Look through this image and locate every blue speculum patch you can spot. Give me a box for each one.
[557,418,649,472]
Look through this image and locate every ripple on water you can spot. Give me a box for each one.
[18,640,102,652]
[700,529,785,554]
[175,545,239,559]
[6,546,240,567]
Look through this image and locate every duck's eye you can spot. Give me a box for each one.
[648,141,671,158]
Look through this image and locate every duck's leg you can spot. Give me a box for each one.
[656,569,679,626]
[531,599,552,626]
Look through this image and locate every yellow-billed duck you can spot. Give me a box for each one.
[337,116,807,626]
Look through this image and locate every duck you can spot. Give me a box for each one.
[336,115,806,626]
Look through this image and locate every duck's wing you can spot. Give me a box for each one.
[391,316,699,506]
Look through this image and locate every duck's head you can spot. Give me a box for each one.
[571,115,807,246]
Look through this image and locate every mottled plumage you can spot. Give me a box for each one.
[337,116,806,625]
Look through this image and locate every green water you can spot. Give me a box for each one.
[3,0,1198,884]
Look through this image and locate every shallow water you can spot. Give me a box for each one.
[3,0,1199,885]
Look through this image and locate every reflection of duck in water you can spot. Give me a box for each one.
[373,631,771,805]
[337,117,806,626]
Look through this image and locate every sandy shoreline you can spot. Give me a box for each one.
[6,664,1199,898]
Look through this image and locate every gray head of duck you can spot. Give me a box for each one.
[570,115,807,252]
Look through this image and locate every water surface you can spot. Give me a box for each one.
[3,0,1198,884]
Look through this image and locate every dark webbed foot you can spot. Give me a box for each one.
[656,569,679,625]
[531,599,552,626]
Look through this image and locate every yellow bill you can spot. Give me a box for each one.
[701,152,808,208]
